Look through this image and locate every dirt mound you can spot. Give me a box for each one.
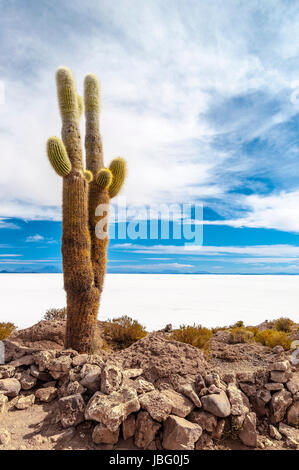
[9,320,103,351]
[111,331,211,390]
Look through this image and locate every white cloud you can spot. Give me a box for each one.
[25,234,57,244]
[114,243,299,257]
[1,0,299,232]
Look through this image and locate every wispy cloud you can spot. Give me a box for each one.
[1,0,299,233]
[26,234,57,244]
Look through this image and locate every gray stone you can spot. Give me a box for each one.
[92,423,119,445]
[100,364,122,394]
[0,378,21,397]
[270,389,293,423]
[85,388,140,432]
[162,415,202,450]
[134,411,161,449]
[139,390,173,422]
[239,412,257,447]
[80,364,101,393]
[201,390,231,418]
[161,389,194,418]
[59,393,85,428]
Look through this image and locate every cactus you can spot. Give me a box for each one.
[47,67,127,353]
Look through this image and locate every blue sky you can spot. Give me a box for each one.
[1,0,299,273]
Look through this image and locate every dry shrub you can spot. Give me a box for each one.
[44,307,67,321]
[0,322,17,340]
[171,324,213,351]
[274,317,294,333]
[230,320,244,328]
[103,315,147,350]
[255,329,292,350]
[229,327,254,343]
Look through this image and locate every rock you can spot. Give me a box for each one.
[188,410,217,433]
[208,384,221,394]
[0,378,21,397]
[222,373,236,385]
[195,432,214,450]
[250,396,268,417]
[177,383,202,408]
[15,394,35,410]
[201,390,231,418]
[134,411,161,449]
[19,371,37,390]
[204,373,221,388]
[239,383,256,397]
[265,382,284,391]
[33,350,56,371]
[231,414,245,431]
[72,354,89,367]
[48,356,72,379]
[239,412,257,447]
[269,425,282,440]
[10,354,35,367]
[294,391,299,401]
[0,394,8,414]
[92,423,119,445]
[122,413,136,440]
[133,377,155,394]
[270,389,293,423]
[35,386,57,403]
[270,370,292,383]
[194,374,206,392]
[49,428,76,443]
[287,401,299,426]
[123,369,143,379]
[42,380,57,388]
[270,361,290,371]
[272,345,284,354]
[279,422,299,444]
[85,388,140,432]
[59,393,85,428]
[0,429,11,446]
[161,389,194,418]
[0,365,15,379]
[212,418,226,440]
[227,384,249,415]
[80,364,101,393]
[100,364,122,394]
[69,366,82,383]
[66,381,86,396]
[236,372,255,383]
[256,388,272,404]
[30,364,52,382]
[286,375,299,395]
[139,390,173,422]
[162,415,202,450]
[284,437,298,449]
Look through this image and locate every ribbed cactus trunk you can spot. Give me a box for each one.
[46,67,126,353]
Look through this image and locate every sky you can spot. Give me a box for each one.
[1,0,299,273]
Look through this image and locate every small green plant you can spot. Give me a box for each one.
[170,324,213,351]
[0,322,17,340]
[274,317,294,333]
[44,307,67,321]
[255,329,292,350]
[230,320,244,328]
[103,316,147,350]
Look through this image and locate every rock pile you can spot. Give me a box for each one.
[0,337,298,450]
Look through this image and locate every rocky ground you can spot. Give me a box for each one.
[0,320,298,451]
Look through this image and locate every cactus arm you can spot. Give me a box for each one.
[96,168,112,190]
[84,73,103,174]
[47,137,71,176]
[56,66,83,172]
[108,157,127,198]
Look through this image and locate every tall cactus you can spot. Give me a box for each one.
[47,67,126,353]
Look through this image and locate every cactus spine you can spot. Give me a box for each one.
[47,67,126,353]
